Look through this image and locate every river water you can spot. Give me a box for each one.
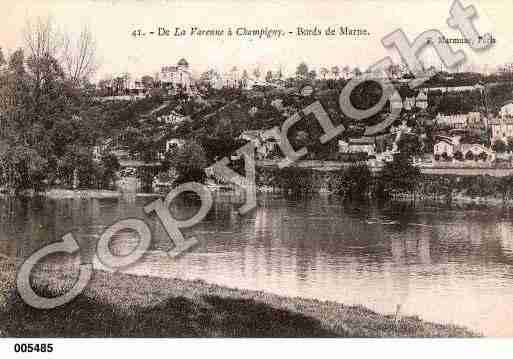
[1,193,513,336]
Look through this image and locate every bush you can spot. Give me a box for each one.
[334,165,372,199]
[167,140,208,184]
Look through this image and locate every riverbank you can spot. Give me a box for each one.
[4,186,513,212]
[0,258,478,337]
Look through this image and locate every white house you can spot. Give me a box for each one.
[404,97,416,110]
[161,58,193,92]
[239,130,278,159]
[489,117,513,141]
[433,135,494,161]
[500,102,513,118]
[165,138,185,153]
[158,110,190,125]
[416,90,428,109]
[434,136,457,157]
[435,112,483,129]
[339,137,376,155]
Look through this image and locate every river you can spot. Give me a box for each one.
[1,193,513,336]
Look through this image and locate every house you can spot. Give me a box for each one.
[239,130,278,159]
[434,136,457,157]
[126,79,146,94]
[158,110,190,125]
[403,97,416,110]
[433,135,494,161]
[390,90,428,111]
[223,68,241,88]
[416,90,428,109]
[500,102,513,118]
[339,137,376,156]
[466,112,486,129]
[489,117,513,141]
[239,130,262,146]
[435,112,483,129]
[165,138,185,153]
[161,58,193,93]
[422,84,483,93]
[200,70,224,90]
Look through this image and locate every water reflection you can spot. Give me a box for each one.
[1,194,513,336]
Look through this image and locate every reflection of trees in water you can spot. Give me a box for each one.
[498,222,513,257]
[4,194,513,275]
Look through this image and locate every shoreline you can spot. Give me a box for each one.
[0,258,478,337]
[2,186,513,210]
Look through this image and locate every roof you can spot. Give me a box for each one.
[162,66,177,72]
[435,137,453,146]
[456,143,490,153]
[240,130,263,140]
[349,137,375,145]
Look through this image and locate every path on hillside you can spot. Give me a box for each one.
[146,100,172,116]
[202,99,239,120]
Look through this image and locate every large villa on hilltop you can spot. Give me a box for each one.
[161,58,194,93]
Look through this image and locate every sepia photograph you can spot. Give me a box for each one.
[1,0,513,355]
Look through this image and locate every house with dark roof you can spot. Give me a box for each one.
[433,135,494,161]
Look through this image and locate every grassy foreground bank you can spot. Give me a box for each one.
[0,258,478,337]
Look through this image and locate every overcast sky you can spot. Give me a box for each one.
[2,0,512,81]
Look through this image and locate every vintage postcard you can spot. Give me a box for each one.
[1,0,513,354]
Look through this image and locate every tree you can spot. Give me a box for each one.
[112,76,126,94]
[0,145,48,193]
[296,62,308,79]
[99,152,120,189]
[397,134,423,161]
[320,67,329,79]
[342,65,350,79]
[252,67,261,80]
[241,69,249,88]
[308,70,317,80]
[23,16,61,94]
[493,138,507,153]
[507,136,513,152]
[379,133,422,199]
[331,66,340,79]
[1,24,109,193]
[499,175,513,202]
[167,140,208,184]
[380,156,421,197]
[62,24,98,86]
[0,47,5,67]
[141,75,154,89]
[352,67,362,77]
[265,70,273,83]
[336,164,372,199]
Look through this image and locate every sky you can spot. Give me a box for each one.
[1,0,513,81]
